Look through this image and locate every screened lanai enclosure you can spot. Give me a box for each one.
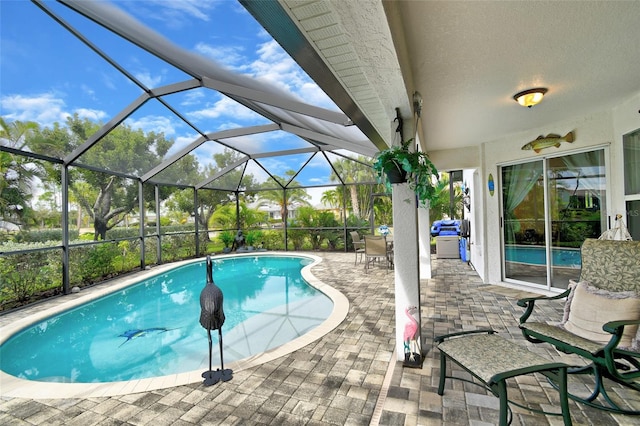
[0,1,398,310]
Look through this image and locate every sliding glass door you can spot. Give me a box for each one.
[502,161,546,286]
[501,149,607,289]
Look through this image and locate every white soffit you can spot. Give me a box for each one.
[280,0,411,148]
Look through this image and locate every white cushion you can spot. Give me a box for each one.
[563,281,640,349]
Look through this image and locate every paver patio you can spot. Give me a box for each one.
[1,253,638,425]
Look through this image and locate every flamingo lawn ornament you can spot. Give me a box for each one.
[403,305,422,367]
[199,255,232,385]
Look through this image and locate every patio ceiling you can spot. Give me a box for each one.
[245,0,640,157]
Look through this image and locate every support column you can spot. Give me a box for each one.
[61,166,69,295]
[155,184,161,264]
[194,187,200,256]
[418,207,432,279]
[392,183,423,367]
[138,181,145,269]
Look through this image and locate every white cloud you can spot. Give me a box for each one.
[189,97,264,122]
[121,0,218,29]
[0,93,111,128]
[244,40,338,110]
[125,115,177,136]
[153,0,214,21]
[195,43,246,68]
[75,108,108,122]
[192,37,335,110]
[180,90,205,106]
[173,133,198,148]
[250,41,304,95]
[134,71,163,88]
[80,84,96,99]
[165,132,205,159]
[257,157,291,177]
[298,82,336,109]
[1,93,68,127]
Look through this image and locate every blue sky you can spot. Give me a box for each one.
[1,0,356,196]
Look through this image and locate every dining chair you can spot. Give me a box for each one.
[364,235,391,272]
[349,231,365,265]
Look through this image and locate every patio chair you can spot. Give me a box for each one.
[364,235,392,272]
[350,231,365,265]
[518,238,640,414]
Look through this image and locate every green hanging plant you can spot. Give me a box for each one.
[372,138,440,206]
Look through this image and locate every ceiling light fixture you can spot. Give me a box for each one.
[513,88,548,108]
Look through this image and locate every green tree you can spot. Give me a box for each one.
[210,203,237,229]
[0,118,42,227]
[320,188,340,209]
[428,172,463,222]
[329,156,376,220]
[373,194,393,226]
[166,149,257,237]
[210,202,265,229]
[28,114,192,240]
[294,205,341,250]
[255,170,310,225]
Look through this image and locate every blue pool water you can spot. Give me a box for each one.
[0,255,333,383]
[505,245,581,267]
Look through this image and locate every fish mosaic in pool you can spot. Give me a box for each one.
[118,328,172,347]
[0,255,333,383]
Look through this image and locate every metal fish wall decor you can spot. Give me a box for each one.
[521,131,574,153]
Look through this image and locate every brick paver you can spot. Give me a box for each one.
[1,253,638,425]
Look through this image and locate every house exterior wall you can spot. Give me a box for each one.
[462,168,484,278]
[477,92,640,286]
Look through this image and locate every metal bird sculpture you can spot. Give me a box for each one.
[199,255,232,385]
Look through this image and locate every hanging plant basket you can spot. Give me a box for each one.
[372,138,440,207]
[386,161,407,184]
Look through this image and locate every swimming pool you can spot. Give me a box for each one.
[0,253,348,397]
[504,245,581,268]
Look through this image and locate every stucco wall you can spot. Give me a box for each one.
[479,92,640,286]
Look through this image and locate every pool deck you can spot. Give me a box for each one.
[1,252,639,425]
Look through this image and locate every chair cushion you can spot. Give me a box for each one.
[562,280,640,349]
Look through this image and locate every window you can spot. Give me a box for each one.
[623,129,640,240]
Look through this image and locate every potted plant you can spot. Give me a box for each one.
[244,230,256,251]
[372,138,439,206]
[218,230,234,253]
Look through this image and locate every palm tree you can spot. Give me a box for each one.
[255,170,310,224]
[320,188,340,209]
[0,118,42,226]
[428,172,463,221]
[329,156,377,220]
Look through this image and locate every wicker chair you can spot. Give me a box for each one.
[364,235,392,272]
[349,231,365,265]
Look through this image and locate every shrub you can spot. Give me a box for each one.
[218,230,235,248]
[7,228,79,243]
[0,249,62,309]
[260,230,284,250]
[287,229,308,250]
[244,230,263,247]
[82,243,121,282]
